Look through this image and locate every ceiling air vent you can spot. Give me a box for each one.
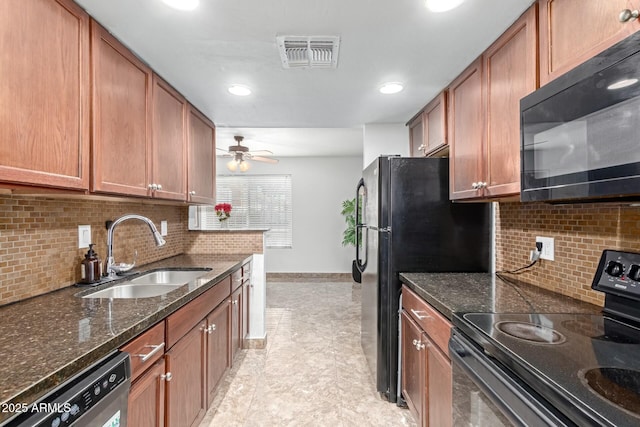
[276,36,340,69]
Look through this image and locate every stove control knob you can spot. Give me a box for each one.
[628,265,640,281]
[606,261,625,277]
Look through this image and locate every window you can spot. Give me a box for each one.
[199,175,293,248]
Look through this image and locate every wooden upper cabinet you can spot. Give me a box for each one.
[449,6,537,200]
[448,58,484,200]
[152,76,187,201]
[484,5,537,198]
[91,21,152,197]
[539,0,640,86]
[407,91,448,158]
[0,0,89,190]
[408,113,426,157]
[423,92,448,156]
[187,105,216,204]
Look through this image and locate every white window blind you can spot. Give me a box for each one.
[204,174,293,248]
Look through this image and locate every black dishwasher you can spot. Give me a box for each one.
[1,351,131,427]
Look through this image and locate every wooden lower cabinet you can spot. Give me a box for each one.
[166,322,207,427]
[207,299,231,406]
[401,286,452,427]
[230,286,242,364]
[128,358,166,427]
[426,335,452,427]
[242,278,251,345]
[401,311,425,423]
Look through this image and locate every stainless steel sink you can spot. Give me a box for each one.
[81,269,211,299]
[127,270,208,286]
[82,283,183,299]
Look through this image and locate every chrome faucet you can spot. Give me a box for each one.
[105,214,166,277]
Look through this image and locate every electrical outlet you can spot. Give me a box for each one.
[160,220,168,237]
[78,225,91,249]
[536,236,555,261]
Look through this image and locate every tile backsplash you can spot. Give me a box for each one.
[0,195,186,305]
[495,201,640,307]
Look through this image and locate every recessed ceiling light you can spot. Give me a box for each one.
[607,78,639,90]
[228,85,252,96]
[161,0,199,11]
[426,0,465,13]
[379,82,404,95]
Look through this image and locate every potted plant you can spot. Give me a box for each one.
[341,198,362,283]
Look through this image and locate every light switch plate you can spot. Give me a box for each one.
[78,225,91,249]
[536,236,555,261]
[160,220,168,237]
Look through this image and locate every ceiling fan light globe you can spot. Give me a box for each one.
[239,161,250,172]
[227,159,239,172]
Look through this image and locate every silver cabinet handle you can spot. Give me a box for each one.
[418,144,426,151]
[207,324,216,334]
[135,343,165,363]
[479,182,487,188]
[156,184,163,190]
[233,300,238,305]
[411,309,431,320]
[620,9,639,22]
[161,372,172,382]
[199,323,207,333]
[189,190,196,196]
[411,339,425,351]
[148,183,157,190]
[471,182,479,189]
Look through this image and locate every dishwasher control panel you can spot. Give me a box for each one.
[5,351,130,427]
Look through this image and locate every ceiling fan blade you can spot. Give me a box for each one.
[251,156,279,164]
[246,150,273,156]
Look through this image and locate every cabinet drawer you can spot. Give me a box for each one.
[121,321,165,381]
[402,285,451,357]
[231,268,243,291]
[166,276,231,349]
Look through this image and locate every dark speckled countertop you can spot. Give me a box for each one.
[0,253,251,421]
[399,272,601,320]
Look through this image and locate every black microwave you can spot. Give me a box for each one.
[520,31,640,202]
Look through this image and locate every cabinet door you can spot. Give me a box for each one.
[242,279,251,345]
[448,58,484,200]
[128,358,166,427]
[187,105,216,204]
[424,92,447,156]
[401,311,425,425]
[539,0,640,86]
[425,334,452,427]
[0,0,89,190]
[152,75,187,201]
[91,21,152,196]
[484,5,537,198]
[166,322,206,427]
[408,114,426,157]
[206,300,230,407]
[230,286,242,364]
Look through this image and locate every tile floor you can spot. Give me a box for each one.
[199,280,416,427]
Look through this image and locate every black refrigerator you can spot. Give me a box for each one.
[355,156,490,403]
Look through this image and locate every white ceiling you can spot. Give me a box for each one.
[74,0,535,156]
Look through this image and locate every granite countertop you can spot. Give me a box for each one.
[0,253,252,420]
[399,272,601,320]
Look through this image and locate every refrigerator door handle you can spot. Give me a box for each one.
[355,178,368,273]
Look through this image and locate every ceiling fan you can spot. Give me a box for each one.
[217,135,279,172]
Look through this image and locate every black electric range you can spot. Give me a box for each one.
[451,250,640,427]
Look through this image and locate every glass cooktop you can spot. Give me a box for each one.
[458,312,640,426]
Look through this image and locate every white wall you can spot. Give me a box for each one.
[216,156,363,273]
[362,123,410,168]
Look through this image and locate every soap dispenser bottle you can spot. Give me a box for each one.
[80,243,102,284]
